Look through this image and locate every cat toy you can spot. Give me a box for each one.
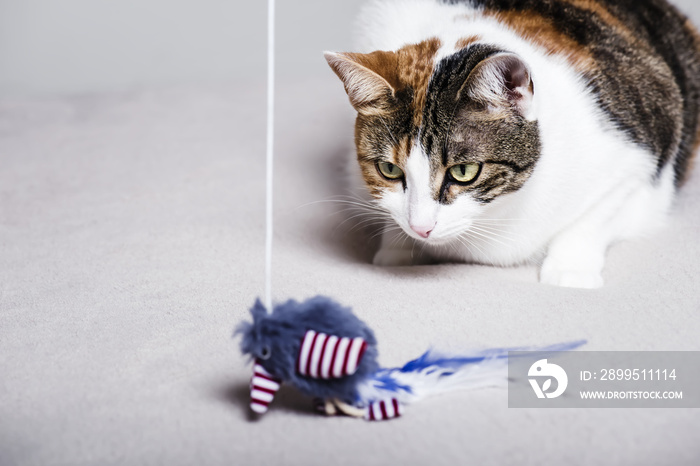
[237,0,583,421]
[236,296,585,421]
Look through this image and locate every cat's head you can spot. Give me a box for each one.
[325,40,540,244]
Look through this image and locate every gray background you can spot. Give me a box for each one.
[0,0,363,97]
[2,1,700,466]
[1,0,698,97]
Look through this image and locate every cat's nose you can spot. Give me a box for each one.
[410,224,434,238]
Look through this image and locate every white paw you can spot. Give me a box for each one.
[373,248,414,267]
[540,266,604,289]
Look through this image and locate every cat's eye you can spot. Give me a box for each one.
[449,163,481,184]
[260,346,271,360]
[377,162,404,180]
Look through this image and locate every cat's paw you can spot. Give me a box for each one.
[539,266,604,289]
[540,242,606,289]
[372,248,414,267]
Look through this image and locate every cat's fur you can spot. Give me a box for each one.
[325,0,700,288]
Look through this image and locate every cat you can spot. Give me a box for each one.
[324,0,700,288]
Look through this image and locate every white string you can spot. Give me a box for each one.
[264,0,275,310]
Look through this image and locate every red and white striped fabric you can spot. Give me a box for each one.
[250,361,282,414]
[296,329,367,379]
[365,398,403,421]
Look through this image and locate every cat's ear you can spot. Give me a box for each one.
[464,53,535,120]
[324,51,398,115]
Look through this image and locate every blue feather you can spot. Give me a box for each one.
[399,340,586,374]
[357,340,588,406]
[401,352,489,372]
[368,371,413,394]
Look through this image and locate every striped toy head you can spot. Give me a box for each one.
[236,297,380,414]
[247,329,368,415]
[236,299,293,415]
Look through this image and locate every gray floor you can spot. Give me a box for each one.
[2,2,700,466]
[2,74,699,466]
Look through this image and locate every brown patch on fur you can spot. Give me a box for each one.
[680,17,700,186]
[564,0,665,64]
[485,1,661,75]
[326,51,399,115]
[456,35,481,50]
[334,38,440,122]
[562,0,637,40]
[395,38,442,127]
[684,137,700,186]
[338,50,403,91]
[685,16,700,51]
[484,9,596,73]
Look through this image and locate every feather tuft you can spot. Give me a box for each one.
[356,340,586,406]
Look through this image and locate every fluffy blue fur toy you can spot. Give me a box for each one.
[236,296,584,421]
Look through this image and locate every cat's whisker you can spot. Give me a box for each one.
[325,196,393,232]
[417,238,430,258]
[345,217,388,232]
[346,217,393,234]
[401,232,412,250]
[447,240,468,260]
[295,196,371,210]
[336,212,389,231]
[472,219,521,223]
[369,225,405,242]
[438,219,500,239]
[442,240,459,257]
[335,203,387,217]
[470,220,521,227]
[305,194,386,212]
[472,217,523,222]
[454,232,479,252]
[469,223,518,242]
[455,233,487,258]
[466,228,511,249]
[469,224,525,248]
[449,241,463,256]
[471,219,519,234]
[388,230,411,249]
[332,208,384,220]
[439,223,475,238]
[340,210,390,221]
